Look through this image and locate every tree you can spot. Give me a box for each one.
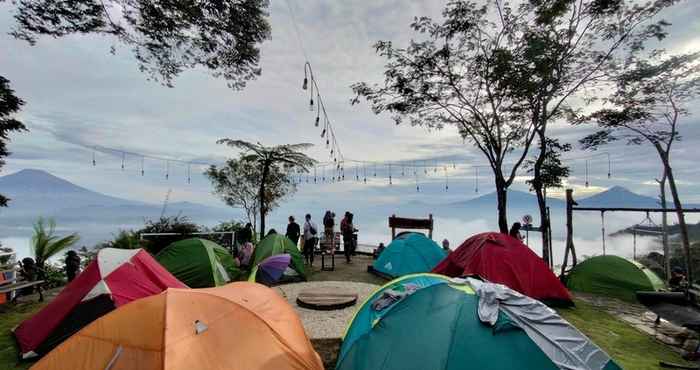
[208,140,315,236]
[31,217,80,269]
[525,137,570,263]
[498,0,676,260]
[206,159,264,231]
[526,138,571,192]
[7,0,271,89]
[580,51,700,284]
[351,1,538,233]
[138,215,200,254]
[0,76,27,207]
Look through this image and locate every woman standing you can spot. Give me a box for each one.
[323,211,335,253]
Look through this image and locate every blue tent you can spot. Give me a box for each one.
[337,274,621,370]
[372,233,447,278]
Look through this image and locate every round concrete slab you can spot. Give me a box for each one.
[275,281,379,339]
[297,288,358,310]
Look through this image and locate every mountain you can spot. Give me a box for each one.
[578,186,662,208]
[0,169,145,212]
[447,189,566,210]
[0,169,233,236]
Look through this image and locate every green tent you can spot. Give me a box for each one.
[338,273,620,370]
[155,238,240,288]
[566,255,665,302]
[252,234,307,280]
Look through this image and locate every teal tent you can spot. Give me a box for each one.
[338,274,620,370]
[372,233,446,279]
[155,238,240,288]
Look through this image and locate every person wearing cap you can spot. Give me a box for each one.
[669,266,687,291]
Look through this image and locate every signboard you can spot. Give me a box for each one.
[522,214,533,226]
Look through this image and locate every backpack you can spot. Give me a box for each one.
[309,223,318,236]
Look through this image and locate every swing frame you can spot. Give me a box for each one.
[562,189,700,283]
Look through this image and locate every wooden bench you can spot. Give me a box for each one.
[0,280,45,302]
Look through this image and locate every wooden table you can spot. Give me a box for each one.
[297,288,358,311]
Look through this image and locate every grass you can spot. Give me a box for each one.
[558,299,695,370]
[0,301,46,370]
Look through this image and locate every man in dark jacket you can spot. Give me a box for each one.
[286,216,301,246]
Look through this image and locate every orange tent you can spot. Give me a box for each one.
[31,282,324,370]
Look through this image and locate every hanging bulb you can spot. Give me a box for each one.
[92,149,96,166]
[309,98,314,111]
[389,176,393,185]
[315,116,320,127]
[453,163,456,169]
[326,139,330,146]
[585,181,589,188]
[417,185,420,192]
[608,172,611,179]
[446,184,449,191]
[141,169,145,176]
[302,77,308,90]
[321,128,326,137]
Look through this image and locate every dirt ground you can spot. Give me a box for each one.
[304,253,386,368]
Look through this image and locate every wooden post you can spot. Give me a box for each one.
[391,214,396,240]
[428,214,433,240]
[561,189,577,276]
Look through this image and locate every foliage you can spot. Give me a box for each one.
[579,50,700,282]
[30,217,80,268]
[208,140,315,235]
[77,246,97,269]
[526,138,571,191]
[137,215,200,255]
[42,262,67,289]
[0,76,27,207]
[7,0,271,89]
[205,220,245,246]
[351,1,539,232]
[95,230,141,250]
[579,51,700,150]
[351,0,677,235]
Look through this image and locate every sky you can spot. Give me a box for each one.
[1,0,700,219]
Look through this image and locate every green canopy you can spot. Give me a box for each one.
[252,234,307,280]
[566,255,665,302]
[155,238,240,288]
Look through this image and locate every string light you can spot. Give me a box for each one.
[444,166,449,191]
[140,156,145,176]
[92,147,96,166]
[389,163,393,185]
[187,163,191,184]
[585,159,590,187]
[121,152,125,170]
[165,160,170,180]
[475,166,479,193]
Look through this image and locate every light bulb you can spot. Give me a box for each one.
[302,77,308,90]
[315,116,320,127]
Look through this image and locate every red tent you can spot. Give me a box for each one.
[432,232,573,306]
[14,248,186,359]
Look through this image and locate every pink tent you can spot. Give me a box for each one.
[14,248,185,359]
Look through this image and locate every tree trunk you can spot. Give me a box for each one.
[259,164,269,237]
[532,132,549,264]
[658,172,670,279]
[663,157,693,284]
[495,177,509,233]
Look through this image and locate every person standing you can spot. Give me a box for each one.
[509,222,524,241]
[323,210,335,253]
[442,239,451,253]
[237,223,253,245]
[64,250,81,282]
[340,212,357,263]
[286,216,301,246]
[303,214,318,265]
